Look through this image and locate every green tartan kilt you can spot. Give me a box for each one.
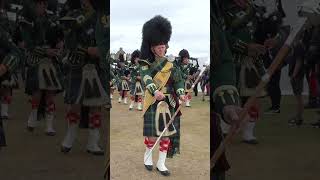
[143,97,178,137]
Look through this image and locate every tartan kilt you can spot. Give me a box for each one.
[25,66,40,95]
[117,80,122,91]
[130,81,144,96]
[1,73,19,89]
[143,96,179,137]
[121,80,130,91]
[97,67,109,94]
[130,81,135,95]
[64,65,108,106]
[25,63,64,95]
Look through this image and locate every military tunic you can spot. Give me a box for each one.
[140,57,184,137]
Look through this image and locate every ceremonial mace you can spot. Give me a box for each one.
[211,17,308,169]
[144,65,209,164]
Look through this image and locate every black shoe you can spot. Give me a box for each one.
[242,139,259,145]
[61,146,71,153]
[1,116,8,120]
[144,165,153,171]
[87,149,105,156]
[156,168,170,176]
[311,121,320,128]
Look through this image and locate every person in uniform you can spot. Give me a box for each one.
[60,0,107,155]
[211,1,261,178]
[254,0,287,115]
[139,15,186,176]
[218,0,272,145]
[19,0,63,136]
[0,0,22,149]
[128,49,144,111]
[85,0,109,177]
[110,63,116,100]
[0,0,20,120]
[178,49,193,107]
[117,54,130,104]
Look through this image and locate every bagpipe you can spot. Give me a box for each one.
[174,57,200,72]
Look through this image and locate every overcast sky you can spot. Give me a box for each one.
[110,0,210,64]
[110,0,319,65]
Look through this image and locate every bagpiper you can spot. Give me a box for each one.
[219,0,272,145]
[0,0,20,120]
[20,0,64,136]
[139,15,186,176]
[211,4,241,179]
[110,63,116,100]
[178,49,193,107]
[86,0,110,177]
[117,54,130,104]
[129,49,144,111]
[0,0,22,148]
[60,0,107,155]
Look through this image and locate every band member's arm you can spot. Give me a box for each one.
[139,60,157,95]
[173,66,185,96]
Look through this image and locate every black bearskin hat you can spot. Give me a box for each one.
[140,15,172,63]
[130,49,141,64]
[179,49,190,60]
